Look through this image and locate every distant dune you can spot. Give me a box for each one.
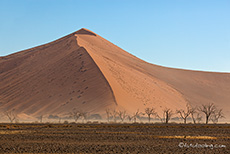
[0,28,229,121]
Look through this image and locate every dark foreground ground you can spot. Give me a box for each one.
[0,123,229,153]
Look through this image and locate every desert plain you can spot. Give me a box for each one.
[0,123,229,153]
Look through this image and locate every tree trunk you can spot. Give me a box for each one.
[206,116,208,124]
[191,114,196,124]
[165,116,168,124]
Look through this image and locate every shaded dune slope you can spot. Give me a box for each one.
[0,31,116,117]
[0,28,230,120]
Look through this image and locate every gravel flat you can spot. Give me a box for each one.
[0,123,229,153]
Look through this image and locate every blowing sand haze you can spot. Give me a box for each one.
[0,28,230,121]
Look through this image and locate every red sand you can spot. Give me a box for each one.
[0,28,229,120]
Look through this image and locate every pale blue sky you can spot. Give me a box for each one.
[0,0,229,72]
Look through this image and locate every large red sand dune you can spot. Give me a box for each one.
[0,28,230,121]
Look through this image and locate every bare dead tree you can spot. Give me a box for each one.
[110,109,118,122]
[132,110,141,123]
[190,107,202,124]
[4,109,17,123]
[117,110,127,122]
[190,107,197,124]
[80,111,88,122]
[144,107,156,123]
[157,108,173,124]
[156,113,164,123]
[127,115,133,122]
[211,109,224,124]
[198,103,217,124]
[164,108,173,124]
[196,113,202,123]
[105,109,111,122]
[176,104,192,124]
[70,108,82,122]
[37,115,43,123]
